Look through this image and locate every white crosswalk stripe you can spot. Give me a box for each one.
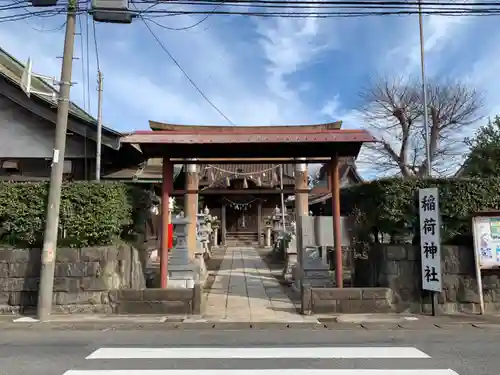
[86,347,431,359]
[64,371,460,375]
[62,346,460,375]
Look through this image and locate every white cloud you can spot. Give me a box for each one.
[256,15,332,101]
[381,4,474,79]
[320,95,341,119]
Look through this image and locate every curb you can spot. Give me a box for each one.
[1,320,497,331]
[0,321,326,331]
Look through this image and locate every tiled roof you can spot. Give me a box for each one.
[317,157,358,180]
[149,121,343,131]
[309,159,363,205]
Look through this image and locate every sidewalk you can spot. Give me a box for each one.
[204,246,318,323]
[3,313,500,331]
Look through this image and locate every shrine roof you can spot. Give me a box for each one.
[149,121,343,132]
[122,122,375,160]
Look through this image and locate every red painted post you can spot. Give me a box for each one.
[160,158,173,289]
[329,155,343,288]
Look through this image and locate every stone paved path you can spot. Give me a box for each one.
[204,247,318,323]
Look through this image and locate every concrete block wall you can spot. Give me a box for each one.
[112,286,203,315]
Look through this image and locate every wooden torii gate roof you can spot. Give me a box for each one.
[120,121,375,162]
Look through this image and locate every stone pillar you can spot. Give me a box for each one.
[160,157,173,289]
[168,217,195,288]
[194,212,208,280]
[329,154,343,288]
[204,212,213,254]
[212,222,220,248]
[295,158,309,224]
[197,212,209,256]
[265,225,272,248]
[257,200,263,247]
[221,203,227,246]
[282,232,298,283]
[184,160,198,260]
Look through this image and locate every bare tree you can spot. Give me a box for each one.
[359,77,484,178]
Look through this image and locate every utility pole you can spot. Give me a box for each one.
[418,0,432,177]
[95,71,103,181]
[37,0,77,321]
[418,0,438,318]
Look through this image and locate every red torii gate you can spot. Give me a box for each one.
[121,122,374,288]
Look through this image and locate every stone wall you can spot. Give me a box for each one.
[356,244,500,314]
[308,287,397,314]
[0,244,148,314]
[0,244,204,315]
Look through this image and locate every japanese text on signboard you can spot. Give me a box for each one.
[419,188,442,292]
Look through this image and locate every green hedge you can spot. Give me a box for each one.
[342,177,500,244]
[0,182,151,247]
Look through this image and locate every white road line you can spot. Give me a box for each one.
[86,347,431,359]
[63,370,460,375]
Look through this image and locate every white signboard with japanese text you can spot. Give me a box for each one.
[472,216,500,269]
[419,187,443,292]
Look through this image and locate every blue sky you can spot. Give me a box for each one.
[0,2,498,176]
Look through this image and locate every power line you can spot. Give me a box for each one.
[142,2,223,30]
[129,0,500,18]
[0,8,86,23]
[7,0,500,10]
[85,7,91,112]
[5,2,500,23]
[77,11,87,112]
[140,16,234,125]
[91,18,101,71]
[138,8,500,17]
[133,1,500,6]
[31,20,66,31]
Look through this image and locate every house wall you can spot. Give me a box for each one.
[0,76,120,150]
[0,158,94,181]
[0,95,96,159]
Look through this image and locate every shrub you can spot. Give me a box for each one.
[0,181,151,247]
[342,177,500,244]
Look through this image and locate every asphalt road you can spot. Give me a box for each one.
[0,327,498,375]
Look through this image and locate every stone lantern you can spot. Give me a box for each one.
[168,217,195,288]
